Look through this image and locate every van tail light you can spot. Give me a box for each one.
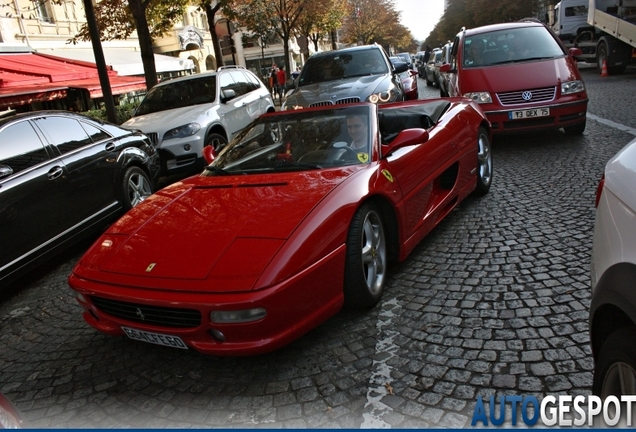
[595,174,605,208]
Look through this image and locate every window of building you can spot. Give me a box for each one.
[36,0,54,23]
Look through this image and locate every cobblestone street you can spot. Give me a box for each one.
[1,67,635,428]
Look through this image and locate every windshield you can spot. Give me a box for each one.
[463,26,566,68]
[135,75,217,116]
[203,106,373,176]
[298,48,389,86]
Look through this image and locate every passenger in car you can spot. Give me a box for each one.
[465,38,486,66]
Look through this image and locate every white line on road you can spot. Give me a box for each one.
[362,297,402,428]
[588,112,636,136]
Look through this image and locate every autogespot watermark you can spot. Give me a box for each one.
[471,394,636,427]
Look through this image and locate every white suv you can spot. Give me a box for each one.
[590,136,636,398]
[123,66,275,176]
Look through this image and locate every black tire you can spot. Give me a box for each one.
[344,203,387,308]
[564,119,586,135]
[593,326,636,397]
[122,166,152,211]
[597,42,608,75]
[425,75,433,86]
[474,127,492,195]
[205,132,228,153]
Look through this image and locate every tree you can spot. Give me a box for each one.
[68,0,189,89]
[341,0,404,47]
[424,0,541,48]
[296,0,347,52]
[228,0,310,74]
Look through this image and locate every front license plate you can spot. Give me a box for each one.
[508,108,550,120]
[122,326,188,349]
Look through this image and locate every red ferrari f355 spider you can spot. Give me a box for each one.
[69,99,493,356]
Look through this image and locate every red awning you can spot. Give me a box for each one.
[0,52,146,106]
[0,52,114,84]
[0,83,67,109]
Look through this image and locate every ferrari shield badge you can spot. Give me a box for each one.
[145,263,156,272]
[357,152,369,163]
[381,169,394,182]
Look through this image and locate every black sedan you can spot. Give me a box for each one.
[0,111,159,289]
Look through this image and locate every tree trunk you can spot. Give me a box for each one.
[128,0,158,89]
[205,3,224,68]
[282,33,291,81]
[331,29,337,50]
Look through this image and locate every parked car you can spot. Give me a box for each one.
[440,20,588,135]
[123,66,275,177]
[390,57,419,100]
[0,111,159,289]
[590,137,636,399]
[395,52,413,69]
[438,42,454,97]
[415,51,429,78]
[425,48,442,87]
[69,98,493,356]
[281,44,407,110]
[0,393,28,428]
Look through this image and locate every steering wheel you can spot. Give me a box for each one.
[330,145,360,163]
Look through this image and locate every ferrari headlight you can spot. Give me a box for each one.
[163,123,201,141]
[463,92,492,104]
[210,308,267,324]
[561,80,585,95]
[367,88,398,104]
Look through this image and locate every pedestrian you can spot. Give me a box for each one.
[291,66,301,81]
[276,66,287,100]
[270,66,278,99]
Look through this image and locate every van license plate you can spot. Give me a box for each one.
[509,108,550,120]
[122,326,188,349]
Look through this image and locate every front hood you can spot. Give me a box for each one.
[122,104,217,134]
[95,169,355,289]
[461,57,579,94]
[286,75,388,106]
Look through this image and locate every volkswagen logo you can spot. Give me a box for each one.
[136,308,146,321]
[522,91,533,101]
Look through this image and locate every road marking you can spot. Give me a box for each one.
[588,112,636,136]
[362,297,402,428]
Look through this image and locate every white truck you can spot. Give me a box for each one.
[551,0,636,74]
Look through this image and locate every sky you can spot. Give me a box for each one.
[393,0,445,42]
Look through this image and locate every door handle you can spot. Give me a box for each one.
[105,143,116,152]
[47,166,63,180]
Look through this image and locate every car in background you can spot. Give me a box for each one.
[0,111,159,288]
[390,56,419,100]
[425,48,442,87]
[395,52,413,69]
[440,20,588,135]
[438,42,454,97]
[589,137,636,401]
[123,66,275,177]
[281,44,407,110]
[69,98,492,356]
[0,393,28,427]
[414,51,428,77]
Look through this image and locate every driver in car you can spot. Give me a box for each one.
[346,114,369,151]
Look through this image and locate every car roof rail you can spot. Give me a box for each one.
[519,17,542,23]
[217,65,245,71]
